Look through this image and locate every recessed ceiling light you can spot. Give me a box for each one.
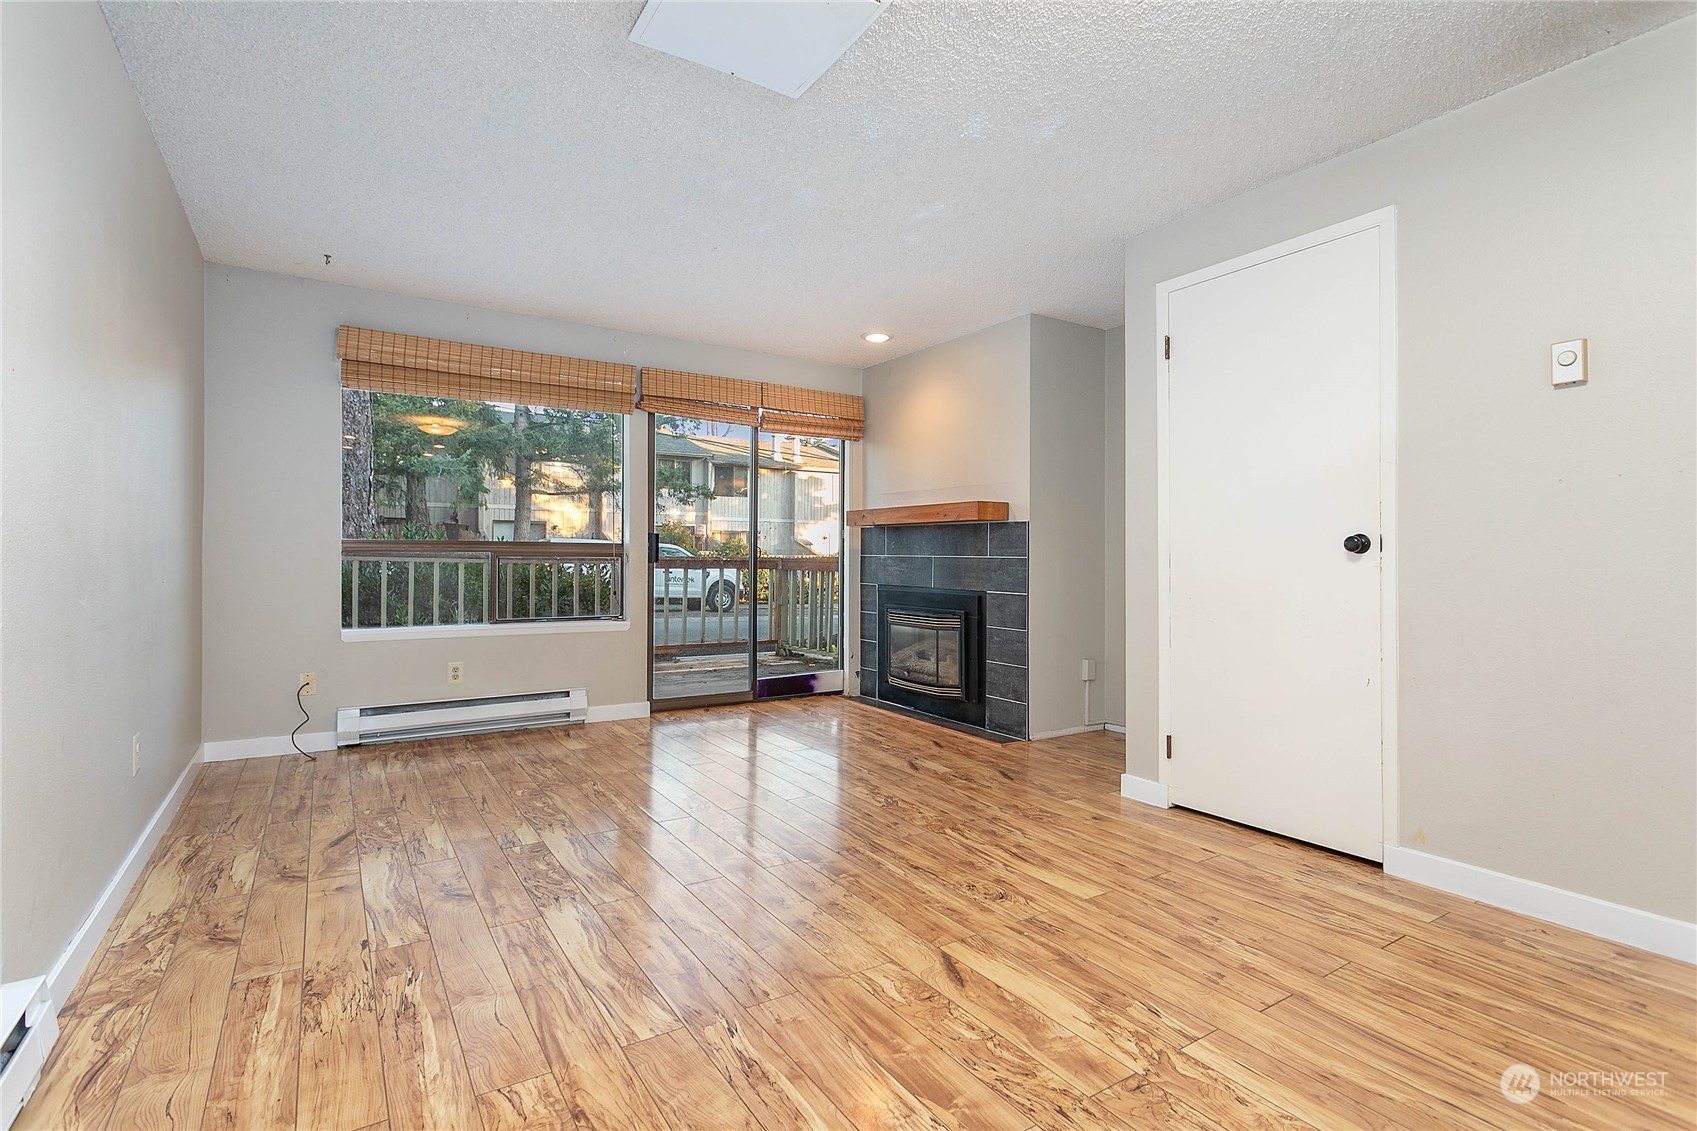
[862,332,891,344]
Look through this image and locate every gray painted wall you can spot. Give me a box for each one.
[861,315,1117,737]
[1,2,206,977]
[1028,316,1107,737]
[202,267,859,744]
[1103,327,1127,728]
[861,317,1034,520]
[1123,19,1695,921]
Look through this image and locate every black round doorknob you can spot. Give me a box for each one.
[1343,534,1372,554]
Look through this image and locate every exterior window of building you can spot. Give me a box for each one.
[712,461,749,497]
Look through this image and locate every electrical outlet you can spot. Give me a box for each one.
[299,672,317,696]
[448,661,464,684]
[132,733,141,777]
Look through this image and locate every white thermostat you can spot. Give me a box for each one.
[1551,338,1588,387]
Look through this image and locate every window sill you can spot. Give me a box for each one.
[341,619,630,643]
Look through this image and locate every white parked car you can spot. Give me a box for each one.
[654,542,741,611]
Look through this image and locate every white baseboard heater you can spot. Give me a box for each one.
[336,688,588,746]
[1,978,56,1130]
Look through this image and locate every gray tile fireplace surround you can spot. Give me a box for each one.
[859,521,1029,739]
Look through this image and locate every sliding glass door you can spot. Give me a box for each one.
[754,432,844,696]
[650,415,755,704]
[649,417,844,706]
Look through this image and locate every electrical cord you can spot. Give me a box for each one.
[292,681,317,761]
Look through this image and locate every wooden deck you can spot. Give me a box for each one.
[19,697,1695,1130]
[651,652,837,701]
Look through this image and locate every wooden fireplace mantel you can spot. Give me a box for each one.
[846,501,1010,527]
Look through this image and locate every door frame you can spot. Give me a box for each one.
[645,418,852,710]
[1153,206,1399,854]
[646,414,760,711]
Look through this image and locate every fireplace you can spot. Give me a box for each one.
[861,521,1028,738]
[877,586,985,727]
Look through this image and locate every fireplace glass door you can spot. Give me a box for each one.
[885,610,965,698]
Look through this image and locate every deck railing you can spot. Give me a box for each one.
[770,558,841,659]
[341,541,836,654]
[652,556,840,661]
[342,539,623,629]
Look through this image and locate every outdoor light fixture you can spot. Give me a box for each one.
[862,332,891,344]
[399,414,468,436]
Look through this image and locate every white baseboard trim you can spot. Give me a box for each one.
[44,746,203,1010]
[1104,723,1127,735]
[587,701,651,723]
[1120,773,1170,809]
[201,731,336,762]
[1383,846,1696,965]
[1030,723,1108,740]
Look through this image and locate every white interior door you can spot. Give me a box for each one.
[1163,223,1388,861]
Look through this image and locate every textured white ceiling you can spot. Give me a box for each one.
[102,1,1685,366]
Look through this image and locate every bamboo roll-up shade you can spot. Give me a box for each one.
[637,368,763,428]
[759,410,863,441]
[337,326,636,415]
[637,366,866,440]
[636,394,760,427]
[759,383,865,441]
[340,361,634,416]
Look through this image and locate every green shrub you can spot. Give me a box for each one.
[655,521,697,551]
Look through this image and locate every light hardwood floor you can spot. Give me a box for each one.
[19,698,1695,1130]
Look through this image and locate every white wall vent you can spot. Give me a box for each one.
[336,688,588,746]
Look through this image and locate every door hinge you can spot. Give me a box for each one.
[1163,335,1171,360]
[1165,734,1173,759]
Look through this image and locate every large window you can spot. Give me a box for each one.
[341,391,626,629]
[342,393,624,542]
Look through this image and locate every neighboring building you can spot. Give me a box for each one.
[373,429,841,554]
[654,431,842,557]
[374,458,617,541]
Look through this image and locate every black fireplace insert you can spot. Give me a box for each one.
[877,586,986,727]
